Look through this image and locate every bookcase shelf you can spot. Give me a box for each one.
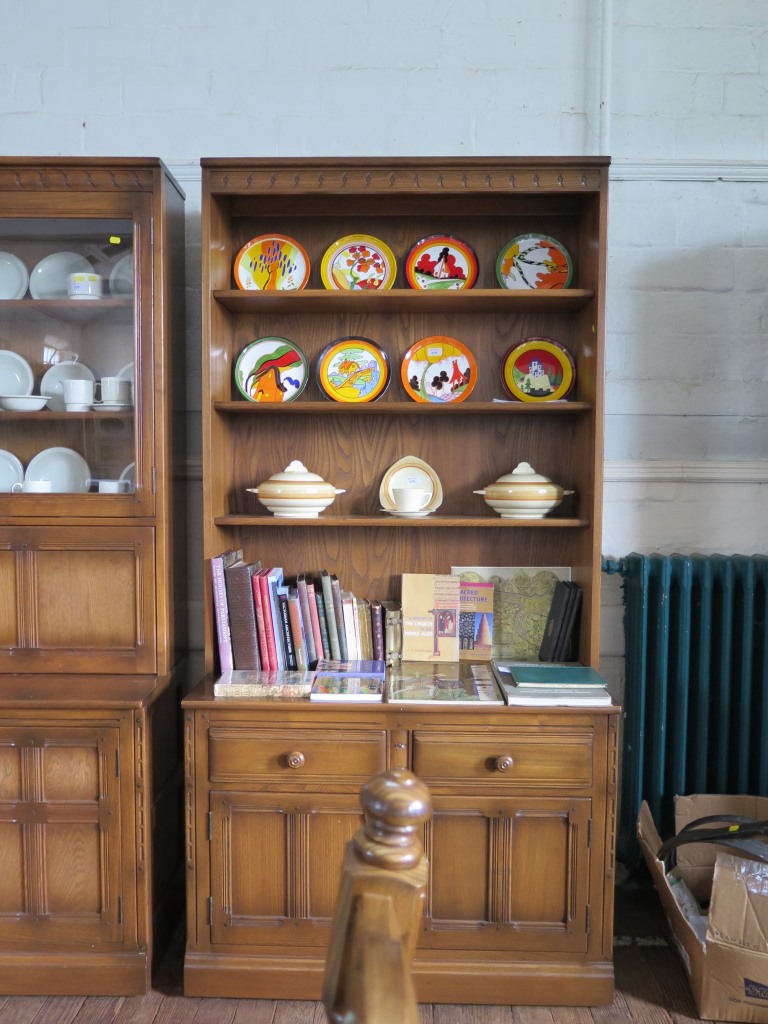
[214,514,591,528]
[214,400,593,415]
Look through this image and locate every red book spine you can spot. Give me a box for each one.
[258,570,277,671]
[305,581,326,663]
[252,570,270,669]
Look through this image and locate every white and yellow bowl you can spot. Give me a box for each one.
[248,460,344,517]
[474,461,573,519]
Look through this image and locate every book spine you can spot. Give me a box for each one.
[210,554,234,673]
[258,572,277,671]
[287,588,309,671]
[295,574,317,666]
[357,597,372,660]
[314,588,332,659]
[320,570,341,660]
[225,562,261,671]
[277,589,298,670]
[305,581,326,662]
[330,574,348,660]
[267,571,286,670]
[252,570,270,670]
[382,600,402,666]
[341,591,358,661]
[370,600,384,662]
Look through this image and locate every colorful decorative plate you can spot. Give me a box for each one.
[400,336,477,403]
[404,235,478,291]
[320,235,396,291]
[316,337,390,403]
[495,234,573,290]
[379,456,443,512]
[234,234,310,292]
[501,338,575,402]
[235,337,309,403]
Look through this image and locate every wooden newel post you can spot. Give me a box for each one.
[322,768,432,1024]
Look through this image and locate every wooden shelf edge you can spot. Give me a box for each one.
[213,401,592,415]
[214,514,590,528]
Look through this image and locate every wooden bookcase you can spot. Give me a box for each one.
[0,158,187,994]
[185,156,619,1005]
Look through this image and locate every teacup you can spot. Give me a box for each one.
[12,479,52,493]
[98,479,128,493]
[62,377,95,411]
[67,272,103,300]
[95,376,132,407]
[392,487,429,513]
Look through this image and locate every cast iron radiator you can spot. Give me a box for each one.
[607,553,768,865]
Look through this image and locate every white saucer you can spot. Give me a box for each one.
[109,253,134,297]
[29,251,92,300]
[381,508,433,519]
[0,350,34,396]
[0,449,24,492]
[95,401,132,409]
[40,361,95,412]
[0,252,28,300]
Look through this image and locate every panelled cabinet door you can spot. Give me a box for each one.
[0,525,156,673]
[208,791,364,948]
[0,724,124,947]
[422,796,592,954]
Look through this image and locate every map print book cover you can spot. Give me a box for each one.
[400,573,460,662]
[458,579,494,661]
[387,662,503,705]
[452,566,570,660]
[309,674,385,702]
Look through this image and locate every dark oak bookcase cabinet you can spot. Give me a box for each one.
[0,158,187,995]
[184,157,619,1005]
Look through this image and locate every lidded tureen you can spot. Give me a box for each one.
[248,460,344,517]
[474,461,573,519]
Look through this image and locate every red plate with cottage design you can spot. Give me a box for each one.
[404,235,478,291]
[501,337,575,402]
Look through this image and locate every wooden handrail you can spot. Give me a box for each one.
[322,768,432,1024]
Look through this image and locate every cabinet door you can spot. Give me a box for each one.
[0,524,156,673]
[422,796,591,954]
[0,724,124,946]
[209,791,363,948]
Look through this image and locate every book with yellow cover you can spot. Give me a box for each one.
[400,573,460,662]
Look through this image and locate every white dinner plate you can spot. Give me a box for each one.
[0,449,24,492]
[119,461,136,491]
[25,447,91,493]
[0,350,34,396]
[379,456,443,512]
[29,251,92,300]
[40,361,95,412]
[109,253,134,297]
[380,508,434,519]
[0,252,28,300]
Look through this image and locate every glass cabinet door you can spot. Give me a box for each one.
[0,211,146,512]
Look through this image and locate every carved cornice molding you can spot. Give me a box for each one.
[0,166,156,192]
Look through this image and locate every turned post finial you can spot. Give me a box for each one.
[353,767,432,870]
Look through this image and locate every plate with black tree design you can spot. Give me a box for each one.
[235,337,309,403]
[400,335,477,403]
[404,234,478,290]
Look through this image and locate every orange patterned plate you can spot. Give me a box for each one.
[320,235,396,291]
[400,335,476,403]
[495,234,573,290]
[234,234,310,291]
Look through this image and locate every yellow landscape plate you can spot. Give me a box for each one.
[316,337,390,403]
[320,235,396,291]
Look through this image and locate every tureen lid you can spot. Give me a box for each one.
[264,460,326,484]
[495,461,552,485]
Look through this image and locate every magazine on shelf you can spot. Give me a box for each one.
[387,661,504,705]
[315,659,386,677]
[309,674,385,702]
[491,661,612,706]
[492,661,607,688]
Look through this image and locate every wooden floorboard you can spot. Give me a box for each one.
[0,879,728,1024]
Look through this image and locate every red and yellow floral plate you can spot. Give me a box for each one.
[404,234,478,290]
[320,234,396,291]
[400,336,477,403]
[495,234,573,290]
[317,337,390,403]
[501,337,575,402]
[234,234,310,291]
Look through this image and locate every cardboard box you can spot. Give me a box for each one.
[638,795,768,1022]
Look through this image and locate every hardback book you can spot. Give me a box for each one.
[492,661,607,688]
[224,557,262,670]
[357,597,374,660]
[210,548,243,673]
[257,569,278,671]
[387,661,503,705]
[555,582,582,662]
[400,573,460,662]
[370,600,385,661]
[382,599,402,666]
[315,659,386,677]
[341,590,360,660]
[295,573,317,666]
[309,673,385,702]
[251,568,270,670]
[458,579,494,662]
[265,567,286,669]
[537,579,574,662]
[452,565,571,660]
[330,573,348,660]
[286,586,309,671]
[497,683,612,707]
[214,669,315,699]
[277,587,298,670]
[305,579,327,662]
[313,586,332,660]
[320,570,342,660]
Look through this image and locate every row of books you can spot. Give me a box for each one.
[211,549,401,674]
[213,659,612,707]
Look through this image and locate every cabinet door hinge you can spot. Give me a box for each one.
[118,896,123,924]
[207,811,213,840]
[207,896,213,925]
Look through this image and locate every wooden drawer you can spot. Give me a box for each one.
[207,725,387,785]
[412,729,594,788]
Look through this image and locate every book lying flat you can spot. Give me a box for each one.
[499,685,612,707]
[309,674,385,702]
[492,661,607,688]
[214,669,315,699]
[387,661,504,705]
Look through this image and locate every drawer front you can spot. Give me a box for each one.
[412,729,593,787]
[207,726,387,785]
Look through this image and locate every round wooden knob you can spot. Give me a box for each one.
[494,755,514,773]
[286,751,305,769]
